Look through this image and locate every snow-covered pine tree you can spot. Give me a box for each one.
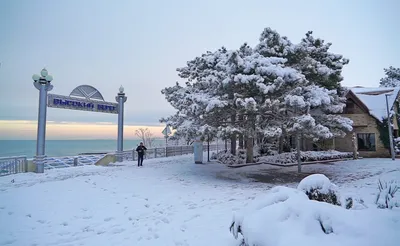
[161,48,233,147]
[294,31,353,140]
[379,66,400,87]
[161,27,353,164]
[254,28,352,151]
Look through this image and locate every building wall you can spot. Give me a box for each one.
[335,113,389,158]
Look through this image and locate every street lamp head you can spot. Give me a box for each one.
[45,75,53,82]
[119,85,124,93]
[41,68,48,77]
[32,74,40,82]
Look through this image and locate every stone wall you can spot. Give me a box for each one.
[335,113,389,158]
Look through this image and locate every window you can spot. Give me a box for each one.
[357,133,376,151]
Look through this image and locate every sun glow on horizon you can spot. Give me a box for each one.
[0,120,165,140]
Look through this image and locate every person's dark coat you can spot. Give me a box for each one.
[136,145,147,156]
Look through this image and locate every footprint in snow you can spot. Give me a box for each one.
[26,214,32,218]
[8,211,13,215]
[161,217,170,224]
[1,239,16,245]
[112,228,125,234]
[37,220,46,224]
[104,217,114,222]
[61,222,68,226]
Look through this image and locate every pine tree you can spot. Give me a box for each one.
[380,66,400,87]
[161,27,353,164]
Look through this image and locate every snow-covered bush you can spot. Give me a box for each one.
[211,151,243,165]
[258,142,278,156]
[230,186,399,246]
[375,179,399,209]
[394,137,400,154]
[258,150,353,164]
[297,174,341,206]
[212,149,260,165]
[343,195,367,210]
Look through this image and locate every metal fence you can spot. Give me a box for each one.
[0,156,28,176]
[121,143,228,161]
[0,142,230,176]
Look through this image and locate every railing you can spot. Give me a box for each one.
[121,143,228,161]
[0,156,28,176]
[0,142,230,176]
[43,154,106,169]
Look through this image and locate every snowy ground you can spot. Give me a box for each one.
[0,154,399,246]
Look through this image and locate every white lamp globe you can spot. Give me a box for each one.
[45,75,53,82]
[32,74,40,81]
[119,85,124,93]
[41,68,48,77]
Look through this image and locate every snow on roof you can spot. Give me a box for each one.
[349,87,400,122]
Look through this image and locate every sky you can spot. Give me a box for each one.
[0,0,399,140]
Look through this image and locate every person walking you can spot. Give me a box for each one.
[136,142,147,167]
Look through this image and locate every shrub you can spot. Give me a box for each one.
[212,149,260,165]
[258,150,353,165]
[297,174,341,206]
[375,179,399,209]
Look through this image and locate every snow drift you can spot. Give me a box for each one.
[230,177,400,246]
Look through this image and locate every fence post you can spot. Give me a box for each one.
[73,157,78,166]
[154,148,157,158]
[132,150,136,161]
[24,157,28,172]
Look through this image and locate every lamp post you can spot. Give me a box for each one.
[32,68,53,173]
[385,93,395,160]
[116,85,127,162]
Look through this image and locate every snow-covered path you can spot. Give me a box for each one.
[0,155,399,246]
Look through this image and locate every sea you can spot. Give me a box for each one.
[0,139,166,158]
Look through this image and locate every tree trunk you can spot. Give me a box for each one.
[224,139,228,152]
[230,134,237,155]
[246,135,254,163]
[296,133,302,173]
[239,134,244,149]
[238,114,244,149]
[278,128,286,154]
[245,114,256,163]
[230,113,237,155]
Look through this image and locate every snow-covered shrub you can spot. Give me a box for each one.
[258,142,278,156]
[375,179,399,209]
[230,186,399,246]
[258,150,353,164]
[211,150,244,165]
[212,149,260,165]
[343,196,367,210]
[395,137,400,154]
[297,174,341,206]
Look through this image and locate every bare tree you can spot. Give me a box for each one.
[135,128,155,148]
